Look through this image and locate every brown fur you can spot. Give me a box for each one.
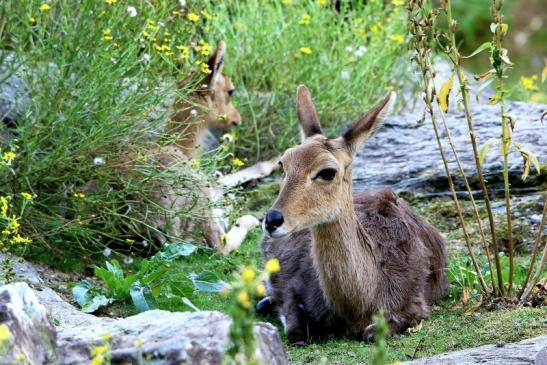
[260,86,448,343]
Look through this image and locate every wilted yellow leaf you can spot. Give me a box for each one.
[406,320,423,333]
[438,75,454,113]
[461,285,470,305]
[464,296,483,316]
[542,65,547,84]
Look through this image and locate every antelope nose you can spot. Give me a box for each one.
[265,210,284,234]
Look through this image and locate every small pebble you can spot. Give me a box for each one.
[496,340,506,347]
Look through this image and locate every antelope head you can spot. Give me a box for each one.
[264,85,395,238]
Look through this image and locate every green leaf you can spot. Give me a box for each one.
[463,42,492,59]
[82,295,113,313]
[188,271,229,293]
[152,243,198,263]
[130,281,156,312]
[479,138,499,165]
[72,280,94,307]
[181,297,200,311]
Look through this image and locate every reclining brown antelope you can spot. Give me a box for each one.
[260,85,448,343]
[150,41,277,254]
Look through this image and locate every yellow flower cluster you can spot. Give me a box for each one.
[519,75,538,91]
[39,3,50,12]
[187,12,199,22]
[299,13,311,25]
[195,40,212,57]
[231,258,281,310]
[73,192,86,199]
[299,47,312,55]
[2,151,16,163]
[390,34,405,44]
[0,324,11,342]
[102,29,113,42]
[1,195,33,249]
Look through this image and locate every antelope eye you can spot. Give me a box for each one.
[314,168,337,181]
[278,161,284,174]
[228,89,235,97]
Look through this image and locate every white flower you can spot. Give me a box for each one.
[93,157,105,166]
[142,53,151,64]
[341,70,350,80]
[103,248,112,257]
[179,0,186,6]
[123,257,134,265]
[141,240,148,247]
[355,46,367,58]
[190,109,198,117]
[345,46,353,53]
[127,6,137,17]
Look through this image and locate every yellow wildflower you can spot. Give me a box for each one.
[299,47,312,55]
[232,158,245,168]
[73,192,86,199]
[1,197,9,217]
[21,192,34,200]
[390,34,405,44]
[519,75,538,91]
[133,339,144,348]
[0,324,11,342]
[91,345,107,356]
[187,12,199,22]
[256,283,266,297]
[2,151,16,162]
[15,354,27,362]
[392,0,404,6]
[242,267,255,283]
[176,45,190,60]
[39,3,51,12]
[11,235,32,244]
[299,13,311,25]
[103,28,113,41]
[29,16,36,24]
[101,332,112,341]
[191,159,201,169]
[237,290,251,309]
[90,355,104,365]
[105,0,116,4]
[317,0,328,6]
[195,40,212,57]
[370,23,383,35]
[265,258,280,274]
[8,217,20,233]
[282,0,293,4]
[172,10,182,17]
[196,60,211,74]
[126,239,135,245]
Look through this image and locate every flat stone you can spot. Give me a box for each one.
[353,101,546,196]
[403,335,547,365]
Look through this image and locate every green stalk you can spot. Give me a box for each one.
[445,0,504,296]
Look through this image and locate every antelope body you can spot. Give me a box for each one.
[260,86,448,343]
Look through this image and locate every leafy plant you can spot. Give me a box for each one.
[72,243,229,313]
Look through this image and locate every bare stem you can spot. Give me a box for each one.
[519,196,547,300]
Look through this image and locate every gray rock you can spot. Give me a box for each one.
[34,287,288,365]
[0,282,58,365]
[0,253,44,287]
[403,335,547,365]
[0,52,30,129]
[353,101,546,196]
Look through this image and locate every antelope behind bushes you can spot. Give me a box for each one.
[151,41,277,254]
[259,86,448,343]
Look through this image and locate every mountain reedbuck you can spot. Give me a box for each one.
[260,86,448,343]
[152,41,277,253]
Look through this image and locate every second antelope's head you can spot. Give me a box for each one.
[175,41,241,130]
[264,85,395,238]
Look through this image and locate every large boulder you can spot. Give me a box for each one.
[353,101,546,196]
[0,282,58,365]
[0,282,288,365]
[402,335,547,365]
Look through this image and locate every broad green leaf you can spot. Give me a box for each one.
[152,243,198,262]
[438,75,454,113]
[82,295,113,313]
[189,271,229,293]
[463,42,492,59]
[479,138,499,165]
[72,280,94,307]
[130,281,156,312]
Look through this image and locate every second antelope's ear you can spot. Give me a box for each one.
[206,40,226,88]
[342,92,395,155]
[296,85,323,142]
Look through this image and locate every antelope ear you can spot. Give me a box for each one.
[296,85,323,141]
[343,92,395,155]
[206,40,226,88]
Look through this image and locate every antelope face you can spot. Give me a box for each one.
[264,85,395,238]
